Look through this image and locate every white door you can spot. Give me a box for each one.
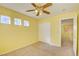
[39,23,52,45]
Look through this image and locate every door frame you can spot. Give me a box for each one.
[59,16,77,56]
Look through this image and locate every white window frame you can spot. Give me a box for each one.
[14,18,22,26]
[0,15,11,24]
[23,20,29,27]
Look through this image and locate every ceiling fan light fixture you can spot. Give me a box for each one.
[39,11,42,15]
[26,3,52,16]
[35,10,38,13]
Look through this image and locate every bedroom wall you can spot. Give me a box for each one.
[38,12,77,47]
[0,6,38,55]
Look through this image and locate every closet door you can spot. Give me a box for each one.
[39,23,52,45]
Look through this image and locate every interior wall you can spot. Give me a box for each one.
[38,12,77,47]
[0,5,79,56]
[0,6,38,55]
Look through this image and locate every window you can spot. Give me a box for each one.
[0,15,11,24]
[23,20,29,27]
[14,18,21,26]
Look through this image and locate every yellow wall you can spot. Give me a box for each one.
[39,11,79,56]
[0,6,38,54]
[0,5,79,56]
[39,11,77,47]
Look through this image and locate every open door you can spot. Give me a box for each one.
[61,19,73,48]
[60,16,77,56]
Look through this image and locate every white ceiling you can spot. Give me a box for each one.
[0,3,79,19]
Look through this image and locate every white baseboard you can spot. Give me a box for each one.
[0,41,38,55]
[40,40,60,47]
[0,41,60,55]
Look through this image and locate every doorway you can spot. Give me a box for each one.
[60,17,77,56]
[61,19,73,47]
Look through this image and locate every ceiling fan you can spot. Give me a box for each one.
[26,3,52,16]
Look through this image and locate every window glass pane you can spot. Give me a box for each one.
[23,20,29,27]
[14,18,21,26]
[0,16,11,24]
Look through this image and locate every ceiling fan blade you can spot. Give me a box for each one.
[26,10,35,12]
[32,3,37,8]
[43,10,50,14]
[42,3,52,9]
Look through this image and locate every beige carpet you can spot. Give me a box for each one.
[1,41,74,56]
